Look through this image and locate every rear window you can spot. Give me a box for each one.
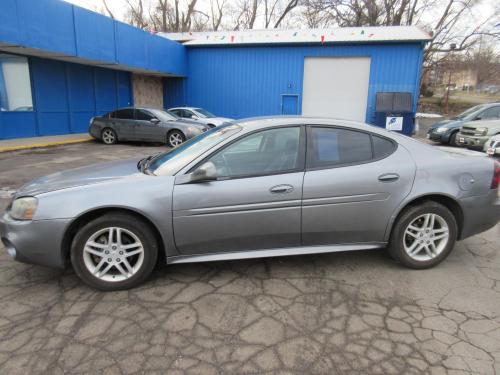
[114,109,134,120]
[307,126,396,169]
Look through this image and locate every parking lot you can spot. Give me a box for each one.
[0,140,499,375]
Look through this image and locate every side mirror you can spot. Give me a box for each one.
[175,162,217,184]
[150,118,160,124]
[474,116,482,121]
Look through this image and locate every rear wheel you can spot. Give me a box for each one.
[167,130,186,147]
[71,213,158,291]
[388,201,457,269]
[101,128,118,145]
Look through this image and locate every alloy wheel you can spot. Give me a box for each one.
[403,213,450,261]
[169,132,184,147]
[83,227,144,282]
[102,129,116,144]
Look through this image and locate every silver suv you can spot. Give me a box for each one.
[457,119,500,149]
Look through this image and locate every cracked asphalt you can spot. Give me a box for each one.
[0,140,499,375]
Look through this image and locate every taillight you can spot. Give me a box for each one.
[492,160,500,189]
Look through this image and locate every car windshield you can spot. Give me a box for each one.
[453,105,484,120]
[148,109,178,121]
[146,123,242,176]
[194,108,216,118]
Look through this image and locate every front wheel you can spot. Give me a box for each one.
[167,130,186,147]
[71,213,158,291]
[387,201,457,269]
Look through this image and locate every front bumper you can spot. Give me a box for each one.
[0,214,71,269]
[427,129,451,143]
[459,190,500,240]
[456,134,489,149]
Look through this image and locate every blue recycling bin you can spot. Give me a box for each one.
[373,92,415,136]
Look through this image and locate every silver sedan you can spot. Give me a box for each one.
[2,117,499,290]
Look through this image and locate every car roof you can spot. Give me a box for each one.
[168,107,199,111]
[480,102,500,108]
[231,115,404,137]
[112,107,166,111]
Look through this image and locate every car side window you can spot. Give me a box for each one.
[183,110,194,119]
[372,135,396,159]
[307,127,372,168]
[206,127,303,179]
[481,106,500,119]
[114,109,134,120]
[136,109,154,121]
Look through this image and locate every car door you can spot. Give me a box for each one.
[112,108,135,140]
[302,125,416,245]
[172,126,306,255]
[134,109,165,141]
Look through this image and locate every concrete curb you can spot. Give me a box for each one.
[0,137,93,153]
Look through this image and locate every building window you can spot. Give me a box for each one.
[0,54,33,112]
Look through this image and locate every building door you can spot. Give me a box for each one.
[302,57,371,122]
[282,95,299,115]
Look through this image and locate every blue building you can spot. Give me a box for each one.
[0,0,430,139]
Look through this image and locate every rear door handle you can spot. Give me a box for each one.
[270,184,294,194]
[378,173,400,182]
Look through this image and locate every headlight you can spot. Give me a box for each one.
[435,127,449,133]
[475,127,488,136]
[9,197,38,220]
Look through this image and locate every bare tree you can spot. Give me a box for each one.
[210,0,226,31]
[101,0,115,19]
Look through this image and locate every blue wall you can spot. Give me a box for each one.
[165,42,424,124]
[0,57,132,139]
[0,0,186,76]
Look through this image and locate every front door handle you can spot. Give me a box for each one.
[378,173,400,182]
[270,184,294,194]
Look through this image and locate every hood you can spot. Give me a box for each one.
[16,158,142,196]
[430,119,462,130]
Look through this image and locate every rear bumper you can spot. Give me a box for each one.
[459,190,500,240]
[0,214,70,269]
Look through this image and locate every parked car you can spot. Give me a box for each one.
[456,119,500,149]
[168,107,233,128]
[484,134,500,157]
[427,103,500,145]
[89,107,211,147]
[2,117,499,290]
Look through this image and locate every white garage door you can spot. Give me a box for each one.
[302,57,371,121]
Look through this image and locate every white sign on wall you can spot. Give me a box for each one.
[386,116,403,131]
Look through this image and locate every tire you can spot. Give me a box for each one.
[387,201,457,269]
[167,130,186,147]
[70,213,158,291]
[449,131,459,146]
[101,128,118,145]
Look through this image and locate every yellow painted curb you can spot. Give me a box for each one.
[0,137,93,153]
